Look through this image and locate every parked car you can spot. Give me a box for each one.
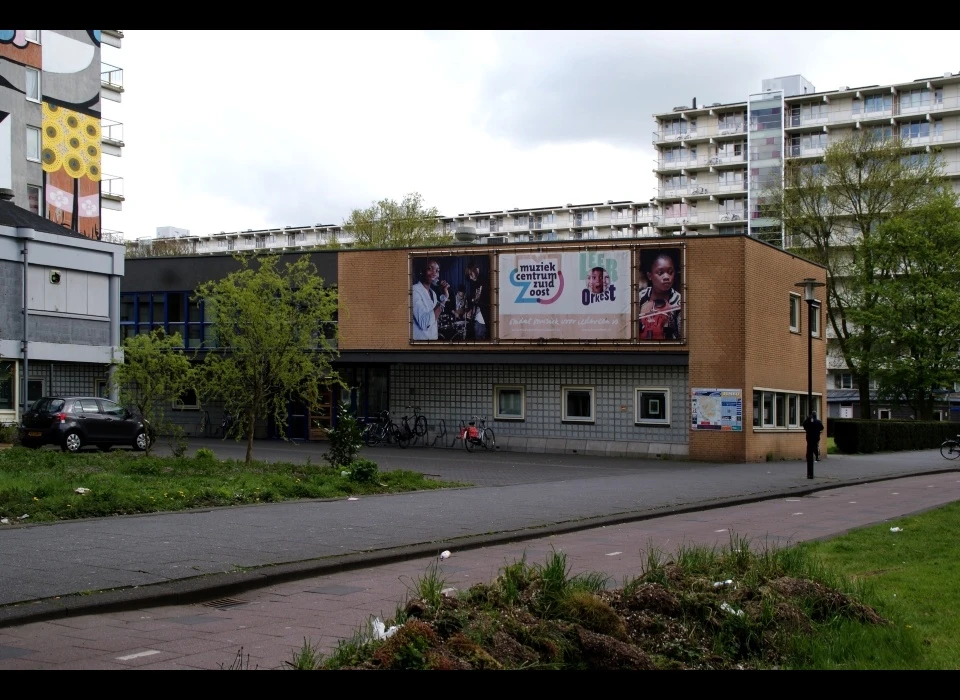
[19,396,151,453]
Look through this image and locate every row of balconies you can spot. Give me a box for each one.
[654,95,960,144]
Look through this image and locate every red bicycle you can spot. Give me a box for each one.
[461,415,495,452]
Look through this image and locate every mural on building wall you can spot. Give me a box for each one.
[41,102,100,238]
[0,30,42,68]
[498,249,633,341]
[637,246,683,341]
[411,255,491,342]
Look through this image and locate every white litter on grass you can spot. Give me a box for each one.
[720,602,744,617]
[605,552,623,556]
[713,579,734,588]
[371,618,400,641]
[439,550,451,560]
[441,587,458,598]
[0,518,8,524]
[74,487,90,494]
[18,514,28,520]
[347,497,358,501]
[890,527,903,532]
[341,471,351,477]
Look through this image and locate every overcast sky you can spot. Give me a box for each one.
[99,30,960,239]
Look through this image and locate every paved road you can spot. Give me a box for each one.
[0,438,955,630]
[0,471,957,669]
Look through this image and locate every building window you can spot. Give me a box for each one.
[494,385,525,421]
[28,379,44,404]
[25,67,40,102]
[789,293,801,333]
[95,379,109,399]
[562,386,595,423]
[24,30,40,43]
[811,302,821,338]
[25,126,41,161]
[754,388,821,429]
[172,388,200,411]
[788,395,799,427]
[0,362,13,410]
[775,393,787,427]
[878,409,892,420]
[636,388,670,425]
[835,373,853,389]
[27,185,41,215]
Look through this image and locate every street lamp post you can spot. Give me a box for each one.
[795,277,826,480]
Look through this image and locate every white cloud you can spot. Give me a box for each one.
[98,30,960,239]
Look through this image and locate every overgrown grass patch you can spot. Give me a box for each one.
[0,447,467,523]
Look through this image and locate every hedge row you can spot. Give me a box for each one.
[831,418,959,454]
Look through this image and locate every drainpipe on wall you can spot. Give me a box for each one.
[15,227,34,418]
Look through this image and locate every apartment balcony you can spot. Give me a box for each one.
[100,229,125,244]
[707,153,747,169]
[100,63,124,103]
[652,122,746,144]
[660,214,698,228]
[714,181,747,194]
[786,144,826,158]
[101,174,124,211]
[100,119,124,157]
[101,30,123,49]
[656,184,712,200]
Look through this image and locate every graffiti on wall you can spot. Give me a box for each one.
[41,102,100,237]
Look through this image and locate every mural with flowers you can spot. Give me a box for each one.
[41,102,101,237]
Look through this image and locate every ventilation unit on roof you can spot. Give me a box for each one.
[838,86,848,91]
[672,106,689,112]
[945,72,954,78]
[566,203,573,207]
[606,200,613,204]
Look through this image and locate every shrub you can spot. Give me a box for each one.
[349,458,379,484]
[832,419,958,454]
[0,422,18,444]
[324,404,364,469]
[195,447,216,461]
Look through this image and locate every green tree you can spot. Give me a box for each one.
[343,192,451,248]
[194,255,339,465]
[849,191,960,420]
[113,329,194,456]
[772,132,946,418]
[323,403,363,470]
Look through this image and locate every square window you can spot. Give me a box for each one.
[636,388,670,425]
[28,379,44,404]
[95,379,109,399]
[27,185,41,215]
[494,385,525,421]
[562,386,595,423]
[25,67,40,102]
[789,293,801,333]
[26,126,40,161]
[878,409,891,420]
[172,388,200,411]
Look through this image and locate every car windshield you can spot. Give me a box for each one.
[31,398,65,413]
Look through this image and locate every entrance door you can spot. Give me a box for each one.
[287,399,309,441]
[839,404,853,418]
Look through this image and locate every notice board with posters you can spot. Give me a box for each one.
[691,388,743,431]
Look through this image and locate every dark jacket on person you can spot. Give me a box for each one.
[802,415,824,443]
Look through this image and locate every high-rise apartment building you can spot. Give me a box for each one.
[0,30,124,240]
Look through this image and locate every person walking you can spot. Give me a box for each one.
[802,411,825,462]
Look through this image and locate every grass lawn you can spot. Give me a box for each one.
[827,436,837,454]
[0,446,468,523]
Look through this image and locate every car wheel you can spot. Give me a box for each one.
[133,430,149,452]
[97,444,113,452]
[62,431,83,453]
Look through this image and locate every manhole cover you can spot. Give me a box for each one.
[202,597,248,609]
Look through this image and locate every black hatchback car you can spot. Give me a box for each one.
[19,396,151,453]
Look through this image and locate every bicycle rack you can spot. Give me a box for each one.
[449,421,467,448]
[427,419,447,447]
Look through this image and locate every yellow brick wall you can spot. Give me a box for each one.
[743,241,827,462]
[686,237,747,462]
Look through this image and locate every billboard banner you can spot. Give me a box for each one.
[411,255,491,342]
[637,247,683,342]
[498,250,632,340]
[691,388,743,431]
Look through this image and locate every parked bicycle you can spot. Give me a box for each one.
[406,405,428,438]
[461,415,495,452]
[941,434,960,460]
[363,410,402,448]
